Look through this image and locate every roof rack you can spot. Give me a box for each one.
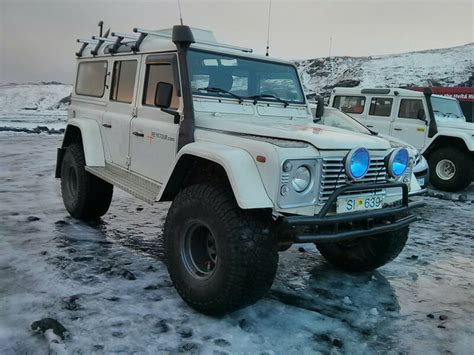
[76,25,254,57]
[76,39,98,57]
[110,32,138,54]
[133,27,253,53]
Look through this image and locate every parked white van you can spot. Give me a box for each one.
[329,88,474,191]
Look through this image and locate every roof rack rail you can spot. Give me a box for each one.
[133,27,253,53]
[76,39,98,57]
[109,32,138,54]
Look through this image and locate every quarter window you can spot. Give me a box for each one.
[398,99,425,120]
[369,98,393,117]
[333,96,366,114]
[143,63,179,109]
[110,60,137,104]
[75,61,107,97]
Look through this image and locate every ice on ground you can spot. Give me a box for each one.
[0,134,473,354]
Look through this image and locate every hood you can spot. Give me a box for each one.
[435,118,474,132]
[196,116,392,150]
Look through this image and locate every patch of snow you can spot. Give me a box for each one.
[296,43,474,96]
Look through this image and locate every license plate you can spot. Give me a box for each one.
[336,194,384,213]
[417,178,425,187]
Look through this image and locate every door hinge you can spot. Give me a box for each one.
[131,107,137,118]
[126,156,131,167]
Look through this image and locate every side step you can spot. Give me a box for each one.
[86,163,161,205]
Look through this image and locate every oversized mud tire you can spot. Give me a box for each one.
[164,184,278,315]
[316,227,409,272]
[428,146,472,192]
[60,143,113,220]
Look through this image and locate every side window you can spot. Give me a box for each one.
[398,99,425,120]
[369,97,393,117]
[143,63,179,109]
[75,61,107,97]
[333,95,366,114]
[110,60,137,104]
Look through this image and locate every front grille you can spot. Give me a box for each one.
[318,157,388,204]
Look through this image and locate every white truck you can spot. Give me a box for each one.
[56,25,423,315]
[329,88,474,191]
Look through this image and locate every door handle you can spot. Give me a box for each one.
[132,131,144,137]
[366,125,374,128]
[102,123,112,128]
[394,128,403,131]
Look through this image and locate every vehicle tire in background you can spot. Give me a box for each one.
[60,143,113,220]
[164,184,278,315]
[428,146,472,192]
[316,227,409,272]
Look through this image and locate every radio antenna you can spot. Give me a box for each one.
[265,0,272,56]
[177,0,184,25]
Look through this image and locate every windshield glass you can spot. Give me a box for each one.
[316,107,371,134]
[187,49,305,104]
[431,96,465,121]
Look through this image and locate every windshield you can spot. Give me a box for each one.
[316,107,371,134]
[431,96,465,121]
[187,49,305,105]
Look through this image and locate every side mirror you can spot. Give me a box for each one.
[315,95,325,118]
[154,82,173,108]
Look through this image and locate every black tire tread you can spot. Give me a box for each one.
[60,143,113,220]
[164,183,278,315]
[428,146,472,192]
[316,227,409,272]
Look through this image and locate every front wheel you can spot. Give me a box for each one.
[316,227,409,272]
[428,147,472,192]
[164,184,278,315]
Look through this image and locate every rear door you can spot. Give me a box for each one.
[101,58,140,167]
[364,96,394,134]
[129,53,181,183]
[391,97,429,149]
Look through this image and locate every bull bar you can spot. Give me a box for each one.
[283,182,425,244]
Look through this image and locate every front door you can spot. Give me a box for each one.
[129,53,181,183]
[364,96,394,134]
[101,58,140,167]
[391,97,428,149]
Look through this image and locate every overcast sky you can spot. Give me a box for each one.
[0,0,472,83]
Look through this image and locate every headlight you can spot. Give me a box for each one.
[292,165,311,192]
[344,147,370,180]
[386,147,409,178]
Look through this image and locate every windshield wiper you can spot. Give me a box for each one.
[196,87,244,103]
[445,112,461,118]
[433,109,447,117]
[248,94,289,107]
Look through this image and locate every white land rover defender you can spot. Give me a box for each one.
[56,25,423,315]
[330,88,474,192]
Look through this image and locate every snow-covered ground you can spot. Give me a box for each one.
[297,43,474,96]
[0,134,473,354]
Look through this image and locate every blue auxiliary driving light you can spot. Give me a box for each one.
[386,148,409,178]
[345,148,370,180]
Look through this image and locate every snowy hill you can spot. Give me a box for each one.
[0,82,71,133]
[296,43,474,96]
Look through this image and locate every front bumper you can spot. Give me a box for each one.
[282,182,424,244]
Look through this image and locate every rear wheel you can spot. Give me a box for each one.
[164,184,278,315]
[60,143,113,220]
[428,146,472,192]
[316,227,409,272]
